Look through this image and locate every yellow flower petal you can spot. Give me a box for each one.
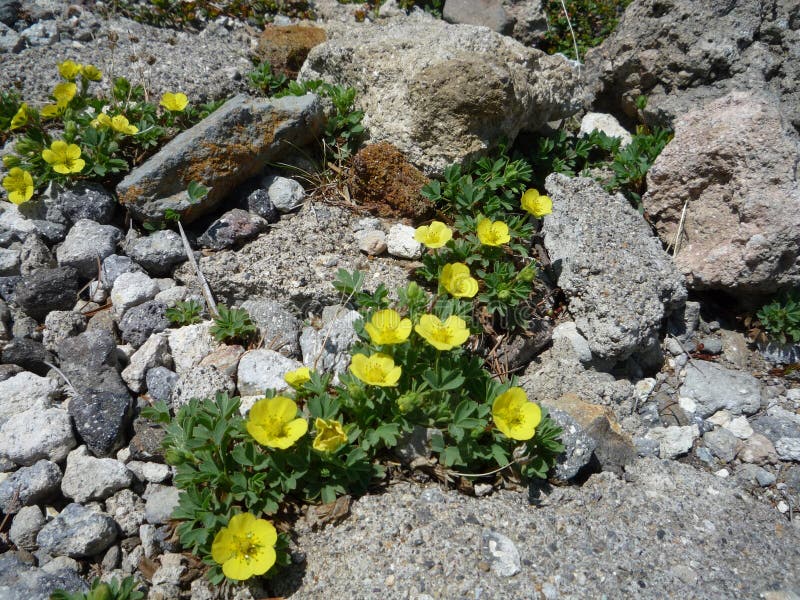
[211,513,277,581]
[58,60,82,80]
[364,309,412,345]
[284,367,311,389]
[349,352,401,386]
[440,263,479,299]
[246,396,308,449]
[476,218,510,247]
[81,64,102,81]
[414,221,453,249]
[2,168,35,205]
[313,418,348,453]
[492,387,542,441]
[414,314,470,351]
[10,103,29,129]
[53,82,77,105]
[160,92,188,112]
[521,188,553,218]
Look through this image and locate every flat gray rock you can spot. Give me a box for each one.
[36,503,117,558]
[680,360,762,418]
[271,459,800,599]
[542,174,686,364]
[116,94,323,224]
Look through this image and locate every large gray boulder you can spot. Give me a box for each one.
[644,91,800,294]
[542,174,686,363]
[116,94,323,224]
[583,0,800,133]
[299,16,579,174]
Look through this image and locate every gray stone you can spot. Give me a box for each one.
[119,300,170,348]
[481,529,521,577]
[0,21,20,54]
[751,414,800,444]
[122,332,172,393]
[263,174,305,213]
[18,234,55,276]
[57,329,123,394]
[240,298,301,357]
[443,0,513,34]
[680,360,762,418]
[245,187,280,223]
[1,337,53,376]
[61,446,133,502]
[542,174,686,363]
[101,254,144,288]
[0,408,76,466]
[0,371,60,423]
[703,428,740,463]
[18,20,58,47]
[546,408,597,480]
[724,415,753,439]
[14,266,80,321]
[775,438,800,462]
[197,208,269,250]
[36,503,117,558]
[143,484,181,524]
[55,219,121,279]
[0,460,61,513]
[125,229,185,276]
[45,182,116,225]
[643,92,800,293]
[68,389,132,457]
[170,365,235,409]
[646,425,698,459]
[42,310,85,352]
[551,321,593,365]
[10,505,46,550]
[236,348,301,397]
[0,552,87,600]
[127,461,170,484]
[300,18,579,175]
[698,336,723,355]
[300,305,360,376]
[738,433,779,465]
[116,94,324,224]
[105,489,146,537]
[167,321,216,375]
[0,246,19,275]
[145,366,179,402]
[110,271,159,319]
[578,112,632,146]
[386,223,423,259]
[356,229,387,256]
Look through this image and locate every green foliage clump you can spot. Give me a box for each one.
[166,299,204,326]
[540,0,633,61]
[528,125,672,210]
[757,292,800,345]
[210,305,257,344]
[51,576,144,600]
[1,62,220,205]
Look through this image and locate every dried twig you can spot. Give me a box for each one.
[177,220,218,319]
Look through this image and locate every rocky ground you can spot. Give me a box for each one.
[0,0,799,598]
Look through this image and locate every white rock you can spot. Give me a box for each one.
[168,321,217,375]
[387,223,423,259]
[678,396,697,414]
[110,271,159,319]
[778,501,789,513]
[357,230,388,255]
[0,408,76,466]
[0,372,61,422]
[127,461,170,483]
[122,333,172,393]
[579,112,633,146]
[61,446,133,502]
[646,425,699,459]
[714,468,730,478]
[170,365,235,409]
[552,321,593,364]
[265,175,306,213]
[236,349,301,397]
[724,416,754,439]
[707,410,732,427]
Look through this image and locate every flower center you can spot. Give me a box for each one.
[430,324,453,343]
[235,532,262,563]
[365,360,387,380]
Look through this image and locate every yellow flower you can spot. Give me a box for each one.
[58,60,83,80]
[10,103,29,129]
[211,513,277,581]
[2,168,34,205]
[492,387,541,441]
[312,418,347,453]
[42,140,85,175]
[476,218,510,246]
[52,82,77,106]
[284,367,311,389]
[41,104,64,120]
[110,114,138,135]
[414,314,470,351]
[349,353,401,387]
[364,309,412,345]
[91,112,112,129]
[81,64,102,81]
[414,221,453,249]
[160,92,188,112]
[439,263,478,299]
[521,189,552,218]
[246,396,308,449]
